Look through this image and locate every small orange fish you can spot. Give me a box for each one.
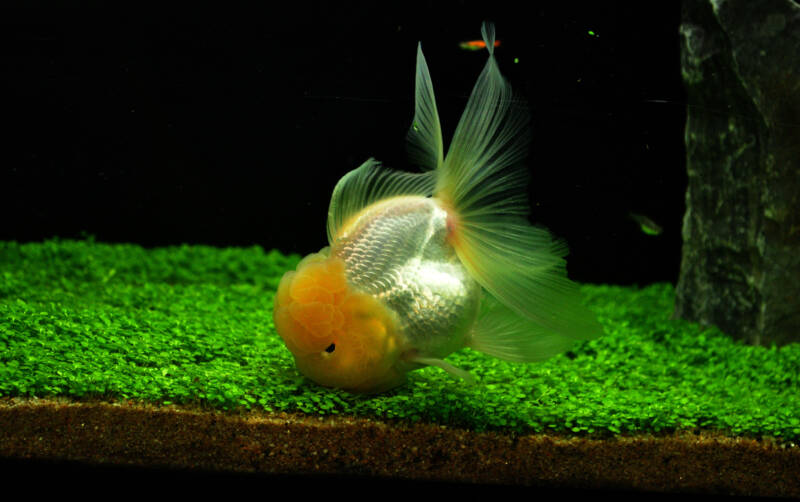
[459,39,501,51]
[274,22,602,393]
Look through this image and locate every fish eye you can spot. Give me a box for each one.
[324,343,336,353]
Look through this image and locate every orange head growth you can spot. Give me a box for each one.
[273,249,406,392]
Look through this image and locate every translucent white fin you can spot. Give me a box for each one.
[411,356,476,385]
[468,293,591,363]
[457,220,603,341]
[435,22,604,344]
[406,43,443,172]
[327,158,435,243]
[435,22,530,212]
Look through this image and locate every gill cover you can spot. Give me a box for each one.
[273,249,406,392]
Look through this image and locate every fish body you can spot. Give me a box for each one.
[274,23,603,393]
[334,196,481,359]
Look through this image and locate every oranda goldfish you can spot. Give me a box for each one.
[274,22,603,393]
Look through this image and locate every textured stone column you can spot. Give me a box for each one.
[674,0,800,346]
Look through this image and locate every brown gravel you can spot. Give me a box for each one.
[0,397,798,496]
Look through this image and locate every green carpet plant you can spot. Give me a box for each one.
[1,239,798,442]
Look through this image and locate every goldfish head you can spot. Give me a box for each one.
[273,249,407,393]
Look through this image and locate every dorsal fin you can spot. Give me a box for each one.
[327,38,444,244]
[326,159,435,244]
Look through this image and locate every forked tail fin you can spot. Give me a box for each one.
[408,22,603,361]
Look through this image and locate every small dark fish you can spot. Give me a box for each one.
[629,212,663,236]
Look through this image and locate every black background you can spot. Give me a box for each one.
[3,2,689,285]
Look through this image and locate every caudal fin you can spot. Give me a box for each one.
[411,22,603,358]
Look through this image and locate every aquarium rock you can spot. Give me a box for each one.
[674,0,800,346]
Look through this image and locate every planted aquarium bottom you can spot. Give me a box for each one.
[1,240,799,495]
[0,397,798,497]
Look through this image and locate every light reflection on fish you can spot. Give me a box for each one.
[273,22,603,393]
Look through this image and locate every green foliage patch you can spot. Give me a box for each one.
[1,239,798,442]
